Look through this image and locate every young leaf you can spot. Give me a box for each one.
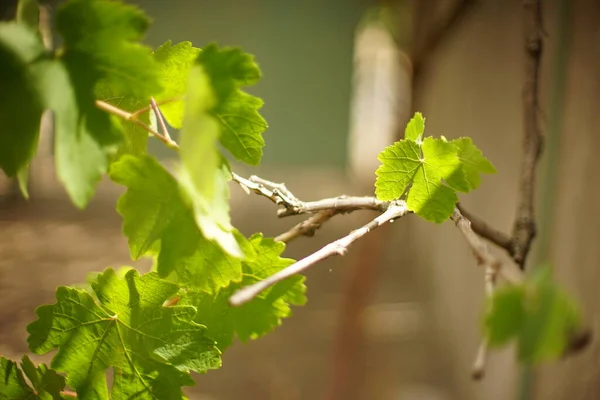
[375,137,470,222]
[484,267,581,363]
[451,137,496,190]
[153,40,201,128]
[0,23,45,178]
[375,113,495,222]
[0,355,65,400]
[404,112,425,142]
[178,65,242,257]
[27,269,220,399]
[197,44,267,165]
[181,234,307,351]
[110,155,243,292]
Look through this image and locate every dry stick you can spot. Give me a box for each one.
[457,203,513,253]
[275,210,337,243]
[512,0,544,268]
[229,201,409,306]
[451,208,525,379]
[278,196,389,217]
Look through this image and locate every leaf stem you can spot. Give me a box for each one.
[95,100,179,149]
[150,97,172,142]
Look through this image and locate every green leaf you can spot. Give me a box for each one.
[27,269,220,399]
[485,285,525,346]
[34,59,120,208]
[153,40,201,128]
[56,0,160,100]
[17,0,39,32]
[375,137,469,222]
[110,155,243,292]
[0,23,45,178]
[178,65,241,257]
[0,355,66,400]
[485,267,582,364]
[451,137,496,190]
[49,0,162,204]
[181,234,306,351]
[198,44,267,165]
[404,112,425,142]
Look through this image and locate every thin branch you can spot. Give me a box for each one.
[411,0,478,91]
[231,172,390,218]
[95,100,179,149]
[471,340,488,380]
[278,196,389,217]
[451,209,525,285]
[457,203,513,253]
[229,201,409,306]
[150,97,172,141]
[512,0,544,267]
[275,210,337,243]
[129,97,180,120]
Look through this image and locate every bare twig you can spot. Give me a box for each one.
[512,0,544,267]
[275,210,337,243]
[451,208,524,286]
[278,196,389,217]
[229,201,409,306]
[457,203,513,252]
[471,340,488,380]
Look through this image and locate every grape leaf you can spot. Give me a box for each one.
[0,23,45,178]
[375,137,469,222]
[178,64,242,257]
[110,155,243,292]
[485,267,581,363]
[375,113,495,222]
[404,112,425,142]
[197,44,267,165]
[451,137,496,190]
[27,269,220,399]
[0,355,65,400]
[49,0,161,205]
[56,0,160,100]
[181,234,306,351]
[153,40,201,128]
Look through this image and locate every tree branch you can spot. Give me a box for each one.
[275,210,337,243]
[457,203,513,252]
[229,201,409,306]
[512,0,544,267]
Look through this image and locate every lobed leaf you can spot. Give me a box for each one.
[375,112,495,222]
[27,269,220,399]
[0,23,45,178]
[110,155,243,292]
[197,44,267,165]
[153,40,201,128]
[178,64,241,257]
[181,234,306,351]
[0,355,65,400]
[485,267,582,363]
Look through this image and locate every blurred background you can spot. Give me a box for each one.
[1,0,600,399]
